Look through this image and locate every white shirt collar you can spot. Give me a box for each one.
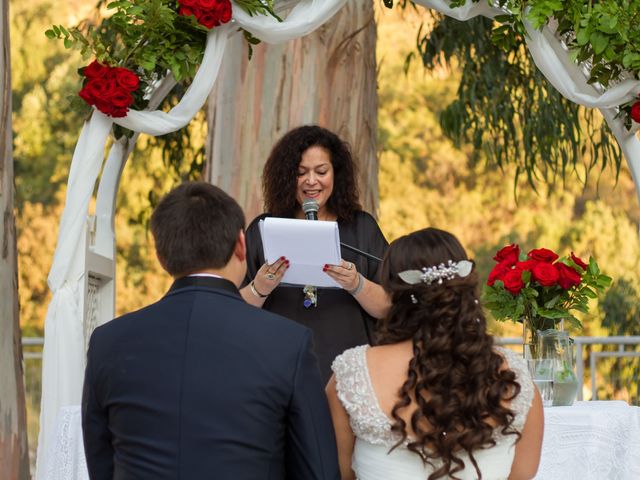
[188,273,223,279]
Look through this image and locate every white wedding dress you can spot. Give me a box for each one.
[332,345,534,480]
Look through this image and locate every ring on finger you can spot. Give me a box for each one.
[346,262,353,271]
[266,272,276,280]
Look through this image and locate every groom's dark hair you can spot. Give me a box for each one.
[150,182,245,277]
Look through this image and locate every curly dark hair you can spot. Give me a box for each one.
[377,228,521,480]
[262,125,361,221]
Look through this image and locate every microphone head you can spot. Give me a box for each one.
[302,198,319,215]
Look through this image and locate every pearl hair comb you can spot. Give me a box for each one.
[398,260,473,285]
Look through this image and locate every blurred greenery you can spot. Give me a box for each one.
[403,7,623,190]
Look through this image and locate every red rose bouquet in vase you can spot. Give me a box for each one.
[483,244,612,358]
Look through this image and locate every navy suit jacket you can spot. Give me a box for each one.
[82,276,340,480]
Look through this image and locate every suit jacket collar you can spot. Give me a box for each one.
[167,275,241,298]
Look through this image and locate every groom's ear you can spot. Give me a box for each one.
[233,230,246,263]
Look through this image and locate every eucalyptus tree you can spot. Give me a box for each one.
[405,3,627,189]
[206,0,379,219]
[0,0,30,476]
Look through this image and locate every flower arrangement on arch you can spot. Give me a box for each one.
[447,0,640,129]
[45,0,277,121]
[79,61,140,118]
[482,244,612,336]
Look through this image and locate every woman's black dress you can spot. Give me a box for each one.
[244,210,389,382]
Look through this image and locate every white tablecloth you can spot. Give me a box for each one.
[47,401,640,479]
[535,401,640,479]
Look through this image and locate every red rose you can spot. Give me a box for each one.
[503,268,525,295]
[93,98,115,116]
[79,84,96,105]
[179,5,200,19]
[570,252,588,270]
[178,0,198,6]
[109,91,134,108]
[197,12,218,29]
[94,98,127,117]
[631,101,640,123]
[527,248,559,263]
[82,60,109,79]
[555,263,582,290]
[532,262,560,287]
[493,244,520,266]
[487,261,511,286]
[516,259,538,272]
[78,64,137,117]
[196,0,216,8]
[109,107,129,118]
[112,67,140,92]
[216,0,232,23]
[79,79,114,105]
[101,79,120,100]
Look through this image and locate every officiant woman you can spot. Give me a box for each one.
[240,125,390,381]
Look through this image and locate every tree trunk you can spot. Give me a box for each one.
[0,0,30,478]
[206,0,378,221]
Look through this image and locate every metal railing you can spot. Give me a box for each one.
[22,335,640,401]
[496,336,640,401]
[22,337,44,360]
[574,336,640,400]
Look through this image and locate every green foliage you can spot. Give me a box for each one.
[234,0,279,18]
[411,12,622,188]
[44,0,277,112]
[602,279,640,335]
[491,0,640,88]
[599,280,640,403]
[45,0,207,96]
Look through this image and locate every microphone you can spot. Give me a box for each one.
[302,198,382,262]
[302,198,319,221]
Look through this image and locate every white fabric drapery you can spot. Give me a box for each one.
[37,1,640,478]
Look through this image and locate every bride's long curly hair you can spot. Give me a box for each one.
[377,228,521,480]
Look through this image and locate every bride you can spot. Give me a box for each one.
[326,227,543,480]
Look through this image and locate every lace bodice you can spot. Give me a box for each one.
[331,344,534,448]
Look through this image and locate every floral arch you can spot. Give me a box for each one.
[36,0,640,478]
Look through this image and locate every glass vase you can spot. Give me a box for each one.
[538,329,579,406]
[521,315,557,359]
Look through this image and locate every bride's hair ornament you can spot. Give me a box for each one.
[398,260,473,286]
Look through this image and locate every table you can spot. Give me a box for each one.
[44,401,640,480]
[535,401,640,479]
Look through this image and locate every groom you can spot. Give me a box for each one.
[82,182,340,479]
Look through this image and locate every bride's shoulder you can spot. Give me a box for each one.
[332,344,369,374]
[331,345,371,413]
[494,346,527,372]
[493,347,535,426]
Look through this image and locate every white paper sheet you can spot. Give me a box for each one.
[259,217,341,287]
